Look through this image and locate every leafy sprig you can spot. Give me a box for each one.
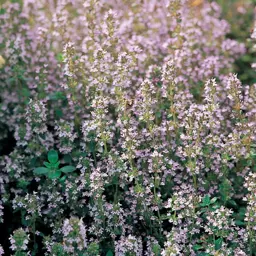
[34,150,76,179]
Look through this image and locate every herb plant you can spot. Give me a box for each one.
[0,0,255,255]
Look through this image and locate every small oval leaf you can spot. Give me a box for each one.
[215,238,223,251]
[60,165,76,173]
[48,150,59,164]
[59,175,67,183]
[106,251,113,256]
[53,161,60,169]
[44,162,52,168]
[34,167,49,175]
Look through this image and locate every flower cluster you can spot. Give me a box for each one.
[62,217,87,253]
[9,228,30,256]
[115,235,143,256]
[0,245,3,256]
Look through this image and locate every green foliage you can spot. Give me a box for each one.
[85,242,100,256]
[47,150,59,164]
[33,150,76,179]
[214,238,223,251]
[59,165,76,173]
[106,250,113,256]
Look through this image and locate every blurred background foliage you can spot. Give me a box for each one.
[215,0,256,84]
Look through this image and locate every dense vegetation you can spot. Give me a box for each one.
[0,0,256,255]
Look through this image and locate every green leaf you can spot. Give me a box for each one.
[60,165,76,173]
[193,244,203,251]
[152,244,161,255]
[17,180,29,189]
[238,208,246,220]
[215,238,223,251]
[48,150,59,164]
[219,178,232,203]
[30,157,37,168]
[21,88,30,98]
[56,53,64,62]
[59,175,67,183]
[34,167,49,175]
[55,109,63,118]
[235,220,245,227]
[44,162,52,168]
[0,8,6,15]
[106,250,113,256]
[227,199,238,209]
[89,140,96,153]
[53,161,60,169]
[49,91,66,101]
[112,175,119,185]
[21,210,28,226]
[63,154,72,164]
[210,197,217,204]
[48,170,61,179]
[201,195,211,206]
[44,161,60,169]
